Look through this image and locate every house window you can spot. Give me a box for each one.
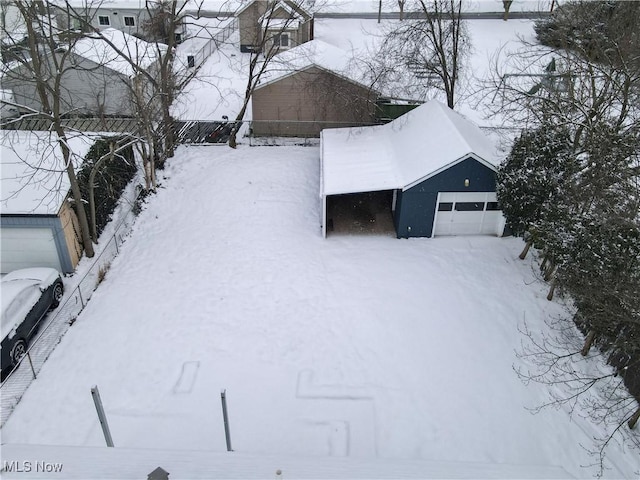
[273,32,290,48]
[123,16,135,27]
[98,15,110,26]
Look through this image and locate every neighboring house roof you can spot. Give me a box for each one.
[72,28,167,77]
[256,39,369,90]
[61,0,185,9]
[0,131,95,215]
[259,0,306,27]
[237,0,311,19]
[320,99,501,197]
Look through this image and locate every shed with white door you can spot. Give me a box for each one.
[320,99,506,238]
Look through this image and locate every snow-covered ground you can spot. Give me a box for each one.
[1,145,638,478]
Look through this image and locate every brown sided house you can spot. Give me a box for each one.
[238,0,313,53]
[251,40,380,137]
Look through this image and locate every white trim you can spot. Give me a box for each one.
[322,194,327,238]
[320,131,327,238]
[432,191,443,236]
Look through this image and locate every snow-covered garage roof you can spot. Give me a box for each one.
[1,131,95,215]
[320,99,501,197]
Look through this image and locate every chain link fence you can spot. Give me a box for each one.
[0,197,140,428]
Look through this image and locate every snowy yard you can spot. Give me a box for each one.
[2,145,637,478]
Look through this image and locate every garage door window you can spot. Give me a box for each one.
[486,201,500,211]
[438,202,453,211]
[455,202,484,211]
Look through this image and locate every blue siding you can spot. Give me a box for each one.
[0,215,74,273]
[395,157,497,238]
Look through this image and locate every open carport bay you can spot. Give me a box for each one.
[325,190,395,236]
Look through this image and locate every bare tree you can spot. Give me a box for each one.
[397,0,407,20]
[73,1,204,184]
[374,0,468,109]
[2,1,96,257]
[502,0,513,21]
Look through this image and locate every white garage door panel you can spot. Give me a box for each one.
[0,227,61,273]
[433,192,504,237]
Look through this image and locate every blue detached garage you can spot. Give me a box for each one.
[320,99,506,238]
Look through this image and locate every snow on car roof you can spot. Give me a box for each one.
[1,278,41,338]
[2,267,60,284]
[1,269,58,339]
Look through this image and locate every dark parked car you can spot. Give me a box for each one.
[1,268,64,375]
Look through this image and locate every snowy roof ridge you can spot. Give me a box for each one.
[320,99,500,197]
[257,39,368,89]
[72,28,167,77]
[386,100,499,188]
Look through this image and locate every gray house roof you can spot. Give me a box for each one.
[73,28,167,77]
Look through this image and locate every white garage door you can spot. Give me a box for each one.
[433,192,505,237]
[0,227,61,274]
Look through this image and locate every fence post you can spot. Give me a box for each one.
[221,389,233,452]
[91,385,114,447]
[26,352,37,380]
[77,286,85,308]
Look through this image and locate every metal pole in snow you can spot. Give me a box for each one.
[221,389,233,452]
[91,385,114,447]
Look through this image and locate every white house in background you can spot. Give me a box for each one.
[55,0,188,41]
[0,132,97,274]
[1,28,167,117]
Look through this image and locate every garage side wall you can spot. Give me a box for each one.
[58,200,83,270]
[394,157,497,238]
